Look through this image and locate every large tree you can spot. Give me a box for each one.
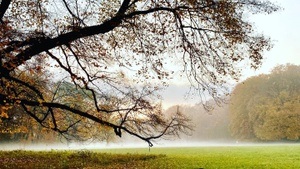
[0,0,278,146]
[230,64,300,141]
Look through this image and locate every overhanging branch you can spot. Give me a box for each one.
[0,0,11,23]
[3,0,133,72]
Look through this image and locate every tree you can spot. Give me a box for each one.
[0,0,278,146]
[51,81,117,142]
[0,70,59,143]
[229,75,267,140]
[229,64,300,141]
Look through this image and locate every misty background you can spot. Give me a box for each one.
[1,0,300,150]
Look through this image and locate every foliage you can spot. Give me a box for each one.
[0,0,278,145]
[229,64,300,141]
[0,70,59,143]
[1,145,300,168]
[49,81,117,142]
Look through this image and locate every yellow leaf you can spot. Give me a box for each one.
[0,106,10,118]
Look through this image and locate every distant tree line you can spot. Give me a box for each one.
[165,102,232,142]
[230,64,300,141]
[2,64,299,143]
[150,64,300,143]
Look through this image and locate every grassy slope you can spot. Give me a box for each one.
[0,145,300,168]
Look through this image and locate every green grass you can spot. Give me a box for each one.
[98,145,300,168]
[1,145,300,168]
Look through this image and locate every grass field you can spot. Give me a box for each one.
[0,144,300,168]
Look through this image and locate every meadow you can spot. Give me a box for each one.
[0,144,300,168]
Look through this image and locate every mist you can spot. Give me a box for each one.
[1,139,297,151]
[1,97,298,151]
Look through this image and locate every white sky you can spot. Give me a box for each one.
[242,0,300,78]
[161,0,300,109]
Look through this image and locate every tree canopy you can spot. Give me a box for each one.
[0,0,278,146]
[229,64,300,141]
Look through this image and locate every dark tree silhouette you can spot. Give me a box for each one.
[0,0,278,146]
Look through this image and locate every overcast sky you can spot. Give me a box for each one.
[242,0,300,76]
[161,0,300,109]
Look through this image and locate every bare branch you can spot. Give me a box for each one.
[0,0,11,23]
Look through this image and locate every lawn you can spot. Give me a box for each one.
[0,144,299,168]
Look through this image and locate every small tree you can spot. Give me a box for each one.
[0,0,278,146]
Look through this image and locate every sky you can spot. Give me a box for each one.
[243,0,300,76]
[161,0,300,109]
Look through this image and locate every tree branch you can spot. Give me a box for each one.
[0,93,161,146]
[0,0,11,23]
